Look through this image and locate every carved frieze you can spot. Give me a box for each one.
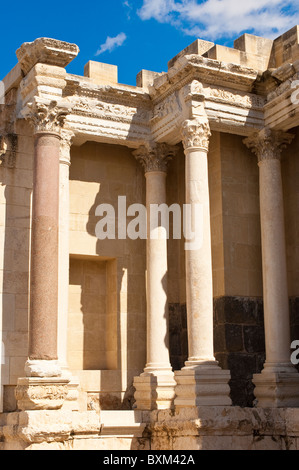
[152,91,182,122]
[203,84,267,109]
[72,97,150,124]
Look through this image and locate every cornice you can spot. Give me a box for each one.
[150,54,261,102]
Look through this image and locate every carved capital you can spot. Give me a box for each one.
[181,117,211,152]
[133,142,178,173]
[22,98,72,136]
[60,129,74,166]
[244,128,294,164]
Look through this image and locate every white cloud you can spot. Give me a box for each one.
[123,1,133,19]
[96,32,127,56]
[137,0,299,40]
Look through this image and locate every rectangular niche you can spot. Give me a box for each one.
[67,255,117,371]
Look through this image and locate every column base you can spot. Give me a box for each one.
[15,377,70,411]
[253,364,299,408]
[25,359,62,378]
[174,361,232,408]
[133,371,176,411]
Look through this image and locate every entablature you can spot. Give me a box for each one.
[2,32,299,150]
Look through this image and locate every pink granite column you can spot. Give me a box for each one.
[24,99,71,378]
[15,99,73,411]
[29,131,60,362]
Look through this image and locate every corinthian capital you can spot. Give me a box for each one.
[60,129,75,166]
[133,142,178,173]
[181,117,211,152]
[244,128,294,164]
[22,98,72,136]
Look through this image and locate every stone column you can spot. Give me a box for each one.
[244,128,299,407]
[174,117,231,408]
[132,143,177,410]
[58,130,80,410]
[58,130,73,372]
[15,99,71,411]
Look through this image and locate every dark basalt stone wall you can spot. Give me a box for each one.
[169,297,266,407]
[213,296,265,408]
[169,297,299,407]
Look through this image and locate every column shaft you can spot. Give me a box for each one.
[29,132,60,361]
[15,99,73,409]
[145,171,171,371]
[133,143,177,410]
[57,131,74,373]
[174,117,231,408]
[259,157,290,367]
[185,147,215,364]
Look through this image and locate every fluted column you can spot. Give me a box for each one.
[15,99,71,411]
[174,117,231,408]
[244,128,299,407]
[132,143,177,410]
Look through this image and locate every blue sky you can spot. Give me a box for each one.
[1,0,299,86]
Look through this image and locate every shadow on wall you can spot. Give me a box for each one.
[69,141,146,411]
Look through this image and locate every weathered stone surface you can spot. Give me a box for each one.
[16,38,79,75]
[1,406,299,450]
[15,378,69,411]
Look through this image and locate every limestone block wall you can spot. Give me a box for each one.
[0,119,33,412]
[68,257,110,371]
[68,142,146,410]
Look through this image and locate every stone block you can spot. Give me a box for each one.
[136,70,162,91]
[16,38,79,75]
[168,39,215,69]
[243,325,265,353]
[84,61,118,85]
[234,33,273,57]
[207,45,241,65]
[253,367,299,408]
[225,324,243,352]
[133,373,176,410]
[174,364,232,408]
